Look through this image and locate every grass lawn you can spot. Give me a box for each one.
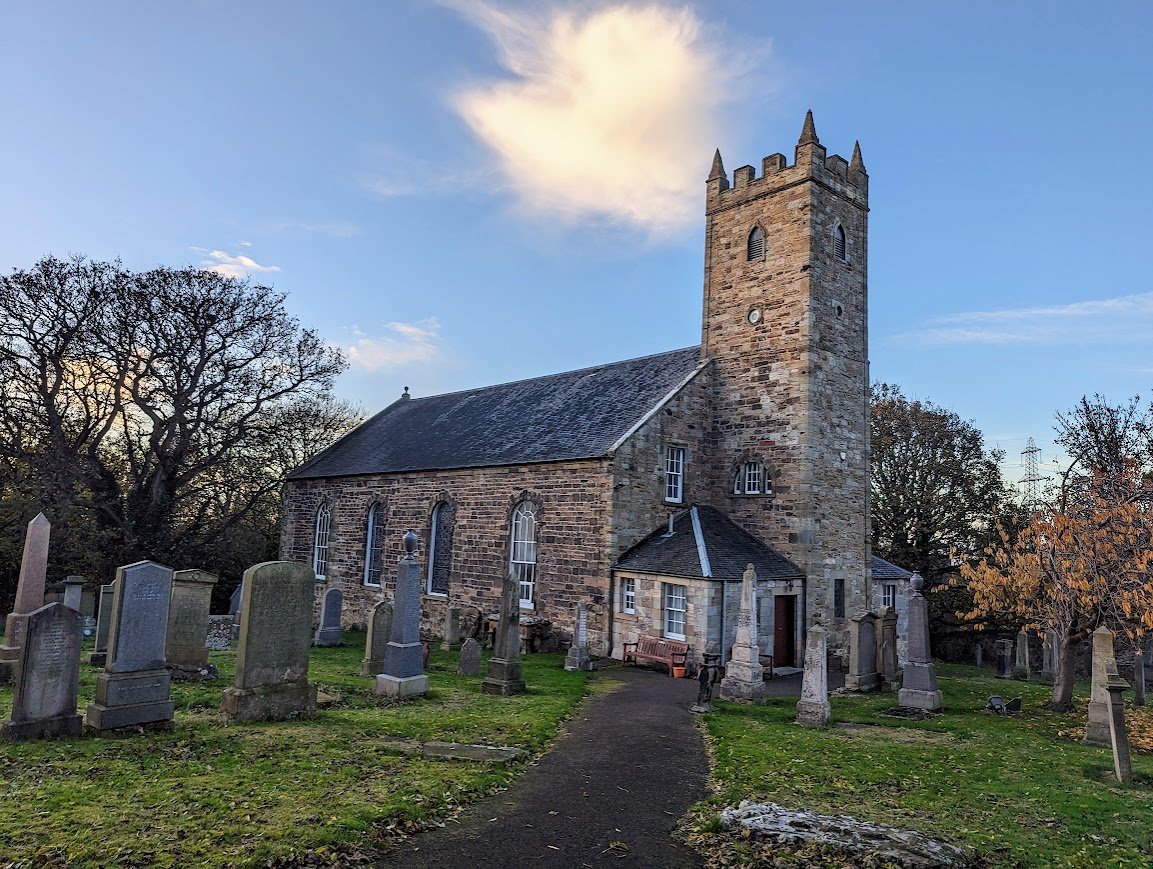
[0,639,589,867]
[689,663,1153,867]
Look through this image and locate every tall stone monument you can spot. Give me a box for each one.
[0,513,52,682]
[1039,628,1059,685]
[796,625,830,726]
[166,569,219,680]
[482,572,525,696]
[995,638,1015,679]
[221,561,317,722]
[61,576,86,612]
[85,561,176,731]
[88,583,116,666]
[1105,664,1133,785]
[1,603,83,740]
[440,605,462,651]
[564,600,592,672]
[360,599,393,676]
[1083,626,1115,746]
[313,588,345,646]
[878,606,899,688]
[1014,629,1030,680]
[376,531,429,698]
[845,611,880,692]
[720,565,766,702]
[897,574,942,712]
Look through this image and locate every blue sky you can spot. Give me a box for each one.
[2,1,1151,488]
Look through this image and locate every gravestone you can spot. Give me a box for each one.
[1014,630,1030,680]
[720,565,766,702]
[440,605,462,651]
[1,603,83,740]
[0,513,52,682]
[62,576,86,612]
[995,638,1015,679]
[1083,626,1115,746]
[85,561,176,731]
[376,531,429,698]
[897,574,942,712]
[166,569,219,680]
[564,600,592,672]
[482,571,525,696]
[796,625,830,726]
[1134,641,1147,707]
[457,637,482,676]
[878,607,899,688]
[221,561,317,722]
[1039,628,1059,685]
[360,599,393,676]
[845,611,880,692]
[88,583,116,666]
[313,588,345,646]
[229,582,244,642]
[1105,664,1133,785]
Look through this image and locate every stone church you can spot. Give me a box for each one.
[281,112,883,666]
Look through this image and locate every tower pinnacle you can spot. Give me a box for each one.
[798,110,819,146]
[707,148,726,182]
[850,140,865,173]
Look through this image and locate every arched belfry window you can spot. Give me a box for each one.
[510,501,539,607]
[834,224,847,261]
[363,502,386,587]
[312,502,331,580]
[733,461,773,497]
[426,501,454,596]
[747,226,765,261]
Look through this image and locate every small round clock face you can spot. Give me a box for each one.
[747,308,762,325]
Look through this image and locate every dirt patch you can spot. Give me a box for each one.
[834,722,955,745]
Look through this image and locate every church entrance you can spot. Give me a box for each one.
[774,595,796,667]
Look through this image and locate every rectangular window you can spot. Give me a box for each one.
[621,577,636,614]
[834,578,845,619]
[664,446,686,503]
[663,583,686,639]
[743,462,762,495]
[882,582,896,609]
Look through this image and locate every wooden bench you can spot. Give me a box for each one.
[622,636,689,677]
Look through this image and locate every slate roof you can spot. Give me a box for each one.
[290,346,703,479]
[614,505,805,581]
[872,555,914,580]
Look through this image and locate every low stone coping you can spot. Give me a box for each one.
[379,739,527,764]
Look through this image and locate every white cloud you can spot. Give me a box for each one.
[193,248,282,279]
[343,319,442,371]
[442,1,747,234]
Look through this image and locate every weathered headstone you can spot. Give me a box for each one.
[1013,629,1030,680]
[796,625,830,726]
[564,600,592,672]
[313,587,344,646]
[1039,628,1059,685]
[1134,641,1147,707]
[360,599,394,676]
[376,531,429,698]
[1083,626,1115,746]
[897,574,942,712]
[229,581,244,642]
[995,638,1015,679]
[62,575,86,612]
[166,569,219,680]
[1,603,83,740]
[0,513,52,682]
[440,605,462,651]
[878,607,899,688]
[720,565,766,702]
[846,611,880,692]
[974,643,983,668]
[88,583,116,666]
[85,561,176,731]
[1105,664,1133,784]
[482,571,525,696]
[457,636,482,676]
[221,561,317,722]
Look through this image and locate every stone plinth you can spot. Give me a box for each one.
[720,565,766,702]
[897,575,942,712]
[376,533,430,698]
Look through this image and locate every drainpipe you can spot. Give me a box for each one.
[607,572,616,659]
[720,578,728,666]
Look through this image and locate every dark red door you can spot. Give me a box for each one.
[774,595,796,667]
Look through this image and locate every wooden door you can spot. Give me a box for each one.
[774,595,796,667]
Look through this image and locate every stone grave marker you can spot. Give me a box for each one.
[482,571,525,696]
[796,625,830,726]
[1105,665,1133,784]
[564,600,592,672]
[1083,626,1115,746]
[878,606,899,688]
[166,569,219,680]
[974,644,983,668]
[440,605,462,651]
[995,638,1014,679]
[1134,640,1147,707]
[85,561,176,731]
[221,561,317,722]
[1013,629,1030,680]
[62,575,86,612]
[846,611,880,692]
[897,574,942,712]
[1,603,83,740]
[457,637,482,676]
[360,599,393,676]
[720,565,766,702]
[1039,628,1059,685]
[313,587,345,646]
[229,581,244,642]
[376,531,429,698]
[88,583,116,666]
[0,513,52,682]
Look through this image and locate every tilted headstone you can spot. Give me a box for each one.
[166,569,219,680]
[85,561,176,731]
[457,637,482,676]
[720,565,766,702]
[846,611,880,692]
[796,625,830,726]
[482,571,525,696]
[61,575,86,612]
[878,606,899,688]
[221,561,317,722]
[1083,626,1115,746]
[563,600,592,672]
[897,574,942,711]
[1134,641,1147,707]
[1013,629,1030,680]
[88,583,116,666]
[360,599,393,676]
[995,638,1015,679]
[313,587,345,646]
[376,531,429,698]
[440,605,462,651]
[0,513,52,682]
[1,603,83,740]
[1105,664,1133,784]
[1039,628,1059,685]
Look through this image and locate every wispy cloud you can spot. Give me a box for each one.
[264,220,362,238]
[441,1,749,234]
[360,162,495,199]
[902,291,1153,346]
[192,248,282,279]
[342,319,442,371]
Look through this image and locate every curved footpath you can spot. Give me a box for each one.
[377,666,708,868]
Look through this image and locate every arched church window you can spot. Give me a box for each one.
[363,502,386,587]
[747,226,765,261]
[510,501,539,607]
[312,502,331,580]
[426,501,454,596]
[834,224,847,261]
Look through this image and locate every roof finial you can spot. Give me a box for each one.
[798,109,819,146]
[401,386,410,400]
[850,139,865,173]
[707,148,726,182]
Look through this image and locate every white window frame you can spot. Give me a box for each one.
[363,503,385,587]
[312,502,331,581]
[663,583,686,640]
[743,462,762,495]
[882,582,896,609]
[622,577,636,614]
[510,502,538,608]
[664,445,686,503]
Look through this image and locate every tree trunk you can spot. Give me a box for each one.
[1049,634,1079,712]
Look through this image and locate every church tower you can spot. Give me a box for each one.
[701,112,870,642]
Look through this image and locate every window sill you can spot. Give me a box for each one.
[424,592,448,599]
[664,633,686,642]
[618,612,637,621]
